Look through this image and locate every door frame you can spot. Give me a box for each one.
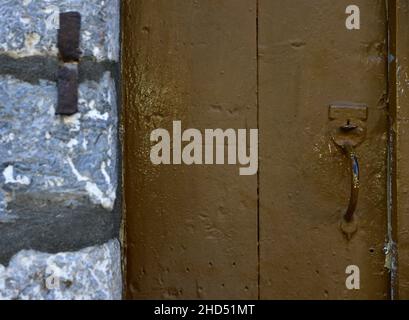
[389,0,409,300]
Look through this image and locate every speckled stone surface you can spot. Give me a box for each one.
[0,0,122,299]
[0,0,120,61]
[0,239,122,300]
[0,72,118,222]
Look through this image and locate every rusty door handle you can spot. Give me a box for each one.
[329,103,367,236]
[342,144,359,222]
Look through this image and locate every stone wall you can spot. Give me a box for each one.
[0,0,122,299]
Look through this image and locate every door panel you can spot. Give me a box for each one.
[259,0,388,299]
[124,0,390,299]
[123,0,258,299]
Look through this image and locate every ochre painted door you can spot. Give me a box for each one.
[123,0,258,299]
[258,0,388,299]
[123,0,390,299]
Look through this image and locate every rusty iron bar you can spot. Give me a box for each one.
[57,12,81,62]
[56,12,81,116]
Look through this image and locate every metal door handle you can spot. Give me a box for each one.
[328,103,367,237]
[342,144,359,222]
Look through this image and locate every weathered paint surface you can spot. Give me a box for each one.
[123,0,391,299]
[258,0,388,299]
[123,0,258,299]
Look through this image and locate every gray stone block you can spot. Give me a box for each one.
[0,73,117,217]
[0,0,122,297]
[0,72,119,263]
[0,239,122,300]
[0,0,120,61]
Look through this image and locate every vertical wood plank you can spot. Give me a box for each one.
[123,0,258,299]
[258,0,388,299]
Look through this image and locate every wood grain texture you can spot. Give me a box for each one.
[258,0,388,299]
[123,0,258,299]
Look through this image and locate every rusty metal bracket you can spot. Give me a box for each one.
[58,12,81,62]
[57,64,78,116]
[329,103,367,148]
[56,12,81,116]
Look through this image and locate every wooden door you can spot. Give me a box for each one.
[258,0,388,299]
[123,0,391,299]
